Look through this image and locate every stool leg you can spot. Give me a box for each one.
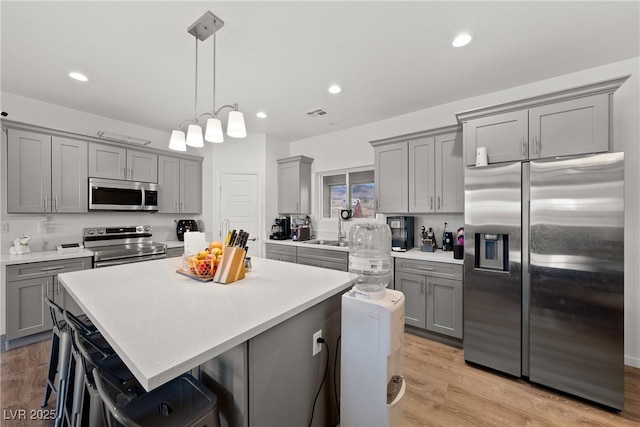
[42,331,60,408]
[70,352,85,427]
[54,331,72,427]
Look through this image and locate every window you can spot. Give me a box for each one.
[321,167,375,219]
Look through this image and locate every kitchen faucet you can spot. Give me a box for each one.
[338,217,346,244]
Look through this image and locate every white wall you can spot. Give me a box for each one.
[289,57,640,367]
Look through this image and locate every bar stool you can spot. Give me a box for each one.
[65,310,143,427]
[92,367,220,427]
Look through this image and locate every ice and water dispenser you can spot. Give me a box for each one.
[341,223,406,427]
[475,233,509,271]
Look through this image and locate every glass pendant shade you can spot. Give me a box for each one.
[186,124,204,147]
[227,110,247,138]
[169,130,187,151]
[205,117,224,143]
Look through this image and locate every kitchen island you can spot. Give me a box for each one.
[58,256,352,427]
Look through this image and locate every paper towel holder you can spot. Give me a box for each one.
[476,146,488,167]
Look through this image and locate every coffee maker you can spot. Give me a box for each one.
[270,217,291,240]
[387,216,414,251]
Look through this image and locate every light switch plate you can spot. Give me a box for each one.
[0,222,8,233]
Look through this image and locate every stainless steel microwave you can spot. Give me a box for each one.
[89,178,158,211]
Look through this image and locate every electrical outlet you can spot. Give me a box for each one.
[312,329,323,357]
[172,219,178,226]
[0,222,8,233]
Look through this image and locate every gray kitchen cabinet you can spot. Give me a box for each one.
[373,141,408,213]
[158,155,202,214]
[7,129,88,213]
[457,76,628,166]
[89,143,158,182]
[395,271,426,328]
[408,129,463,213]
[426,276,463,339]
[277,156,313,214]
[5,257,92,340]
[395,258,463,339]
[265,243,297,264]
[296,246,349,272]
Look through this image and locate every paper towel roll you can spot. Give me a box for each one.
[184,231,206,254]
[476,147,488,166]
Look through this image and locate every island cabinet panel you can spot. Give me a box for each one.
[5,257,92,340]
[395,259,463,339]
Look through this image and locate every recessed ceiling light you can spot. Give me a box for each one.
[68,72,88,82]
[452,33,472,47]
[328,85,342,94]
[256,112,267,119]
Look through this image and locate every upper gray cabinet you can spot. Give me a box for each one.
[277,156,313,214]
[7,129,88,213]
[371,125,463,214]
[158,155,202,214]
[89,142,158,182]
[456,76,629,166]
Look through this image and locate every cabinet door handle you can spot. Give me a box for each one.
[56,281,60,294]
[375,199,378,211]
[296,203,298,212]
[45,280,49,297]
[428,282,433,295]
[181,201,184,212]
[537,137,541,154]
[54,196,58,212]
[522,138,526,155]
[41,266,65,272]
[430,196,433,210]
[437,196,441,210]
[417,266,434,271]
[420,281,425,295]
[44,195,49,212]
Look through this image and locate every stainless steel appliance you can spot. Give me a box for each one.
[464,152,624,410]
[176,219,198,241]
[83,225,167,268]
[387,216,414,251]
[89,178,158,211]
[270,217,291,240]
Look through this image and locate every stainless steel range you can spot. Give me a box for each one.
[84,225,167,268]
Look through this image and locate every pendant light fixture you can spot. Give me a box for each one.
[169,11,247,151]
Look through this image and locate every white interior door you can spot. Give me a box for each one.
[220,173,261,257]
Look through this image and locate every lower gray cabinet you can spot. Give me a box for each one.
[166,247,184,258]
[426,276,463,339]
[296,247,348,272]
[395,271,426,328]
[395,259,463,339]
[265,243,297,264]
[5,257,92,340]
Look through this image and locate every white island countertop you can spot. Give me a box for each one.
[58,256,352,391]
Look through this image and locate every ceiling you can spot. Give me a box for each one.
[2,1,639,143]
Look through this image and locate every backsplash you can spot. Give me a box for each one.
[0,213,207,254]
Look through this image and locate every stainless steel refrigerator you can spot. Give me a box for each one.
[463,152,624,410]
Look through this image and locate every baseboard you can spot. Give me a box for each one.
[625,355,640,369]
[404,326,463,349]
[1,331,51,352]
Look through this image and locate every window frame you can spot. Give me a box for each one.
[318,165,375,223]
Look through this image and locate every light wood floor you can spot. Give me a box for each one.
[1,334,639,426]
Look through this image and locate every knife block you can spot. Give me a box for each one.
[214,247,246,284]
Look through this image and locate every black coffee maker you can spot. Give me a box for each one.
[176,219,198,241]
[270,217,291,240]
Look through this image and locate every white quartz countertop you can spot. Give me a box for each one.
[265,240,463,265]
[58,256,353,391]
[0,249,95,266]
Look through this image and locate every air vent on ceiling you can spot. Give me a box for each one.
[306,108,328,118]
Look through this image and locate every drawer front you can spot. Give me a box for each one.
[265,253,297,264]
[296,247,348,264]
[395,259,462,280]
[296,256,348,272]
[7,257,93,281]
[265,243,297,257]
[166,247,184,258]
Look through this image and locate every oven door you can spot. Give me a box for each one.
[93,253,167,268]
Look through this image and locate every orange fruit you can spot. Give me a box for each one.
[209,241,223,251]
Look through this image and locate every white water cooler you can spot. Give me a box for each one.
[341,288,406,426]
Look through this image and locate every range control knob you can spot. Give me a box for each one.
[87,229,95,235]
[97,228,105,234]
[144,226,151,232]
[136,226,143,233]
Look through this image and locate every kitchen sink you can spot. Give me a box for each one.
[302,239,348,247]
